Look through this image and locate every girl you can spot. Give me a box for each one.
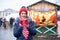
[13,6,37,40]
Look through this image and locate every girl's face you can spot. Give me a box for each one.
[20,11,27,18]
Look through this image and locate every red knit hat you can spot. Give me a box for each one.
[19,6,28,15]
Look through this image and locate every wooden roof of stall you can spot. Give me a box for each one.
[27,1,60,10]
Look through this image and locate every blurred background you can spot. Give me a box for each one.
[0,0,60,40]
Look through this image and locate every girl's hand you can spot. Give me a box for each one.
[19,24,23,27]
[23,24,29,28]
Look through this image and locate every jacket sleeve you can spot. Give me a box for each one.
[13,18,22,38]
[28,21,37,36]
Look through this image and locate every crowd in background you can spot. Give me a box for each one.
[0,17,15,29]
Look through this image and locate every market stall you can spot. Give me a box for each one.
[27,1,60,35]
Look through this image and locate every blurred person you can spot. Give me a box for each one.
[3,18,6,29]
[13,6,37,40]
[0,18,2,27]
[10,17,15,28]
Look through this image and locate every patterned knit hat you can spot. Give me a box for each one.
[19,6,28,15]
